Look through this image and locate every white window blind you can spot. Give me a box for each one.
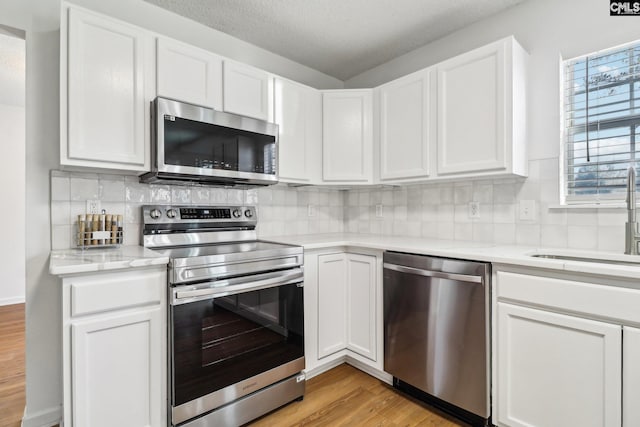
[564,41,640,203]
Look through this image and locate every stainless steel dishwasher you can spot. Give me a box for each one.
[383,251,491,427]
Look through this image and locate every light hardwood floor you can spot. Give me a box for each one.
[250,364,467,427]
[0,304,464,427]
[0,303,25,427]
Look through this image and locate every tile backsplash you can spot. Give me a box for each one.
[343,158,626,252]
[50,158,629,252]
[49,171,344,250]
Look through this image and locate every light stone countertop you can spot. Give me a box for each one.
[265,233,640,281]
[49,245,170,276]
[49,233,640,280]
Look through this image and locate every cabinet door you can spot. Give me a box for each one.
[64,7,151,170]
[72,307,163,427]
[322,90,373,183]
[437,40,507,175]
[346,254,376,360]
[624,326,640,427]
[274,78,322,184]
[379,70,431,181]
[497,303,621,427]
[156,37,223,110]
[223,61,271,120]
[317,253,347,358]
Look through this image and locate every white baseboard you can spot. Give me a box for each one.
[21,406,61,427]
[0,296,25,306]
[304,356,347,379]
[345,356,393,385]
[304,354,393,386]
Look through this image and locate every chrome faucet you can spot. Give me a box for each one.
[625,166,640,255]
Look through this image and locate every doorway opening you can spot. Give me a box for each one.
[0,23,26,427]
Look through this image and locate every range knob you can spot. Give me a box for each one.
[232,209,242,218]
[166,209,177,219]
[149,209,161,219]
[244,209,253,218]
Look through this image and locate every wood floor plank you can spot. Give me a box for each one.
[0,303,25,427]
[250,364,468,427]
[0,303,467,427]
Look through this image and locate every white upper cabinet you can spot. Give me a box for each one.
[436,36,527,178]
[322,90,373,183]
[156,37,223,110]
[378,69,432,182]
[62,6,153,172]
[223,61,273,121]
[274,78,322,184]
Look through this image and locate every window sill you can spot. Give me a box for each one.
[548,203,632,210]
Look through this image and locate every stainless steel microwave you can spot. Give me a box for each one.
[140,97,279,186]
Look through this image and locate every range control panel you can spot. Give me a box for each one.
[180,208,232,220]
[142,205,256,224]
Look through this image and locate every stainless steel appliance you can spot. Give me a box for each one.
[142,205,304,427]
[383,252,490,427]
[141,97,279,186]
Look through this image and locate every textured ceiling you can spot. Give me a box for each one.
[144,0,525,81]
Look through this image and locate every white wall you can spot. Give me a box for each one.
[0,0,342,425]
[343,0,640,250]
[7,0,640,424]
[0,32,25,305]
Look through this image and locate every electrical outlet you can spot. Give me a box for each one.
[468,201,480,219]
[519,200,536,221]
[307,204,315,217]
[375,204,383,218]
[86,199,101,215]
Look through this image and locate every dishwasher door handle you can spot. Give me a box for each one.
[383,262,482,283]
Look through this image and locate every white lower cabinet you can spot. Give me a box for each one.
[317,253,348,358]
[623,326,640,427]
[494,268,640,427]
[61,267,166,427]
[316,252,376,361]
[307,250,381,377]
[346,254,377,360]
[497,302,621,427]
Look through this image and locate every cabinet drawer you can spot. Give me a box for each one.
[496,271,640,324]
[68,268,165,317]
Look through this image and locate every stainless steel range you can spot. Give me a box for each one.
[142,205,305,427]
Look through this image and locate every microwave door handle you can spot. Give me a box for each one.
[174,270,303,302]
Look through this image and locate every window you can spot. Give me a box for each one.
[563,41,640,203]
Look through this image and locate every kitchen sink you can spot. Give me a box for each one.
[530,253,640,266]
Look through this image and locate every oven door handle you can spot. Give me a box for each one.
[173,269,303,302]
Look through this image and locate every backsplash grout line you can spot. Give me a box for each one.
[50,158,627,252]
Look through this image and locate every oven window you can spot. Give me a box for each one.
[163,117,276,174]
[172,283,303,406]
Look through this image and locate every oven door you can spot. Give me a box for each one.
[170,269,304,425]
